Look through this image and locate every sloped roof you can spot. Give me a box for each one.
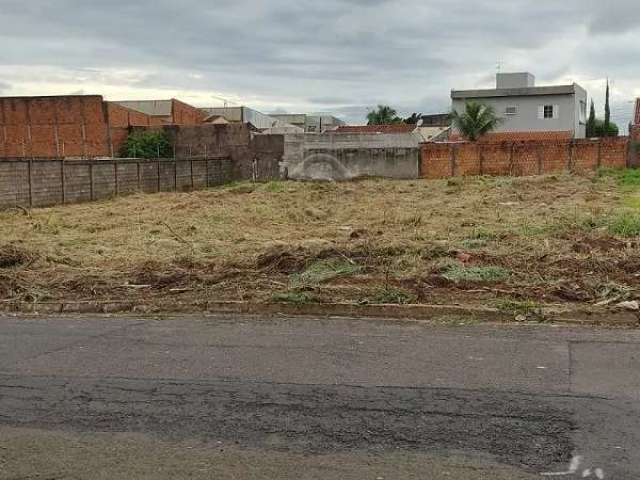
[113,99,173,116]
[335,124,415,134]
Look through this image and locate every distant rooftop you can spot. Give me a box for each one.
[452,72,585,99]
[335,124,415,134]
[113,100,173,117]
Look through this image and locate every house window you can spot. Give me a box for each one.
[543,105,554,119]
[579,101,587,124]
[505,106,518,115]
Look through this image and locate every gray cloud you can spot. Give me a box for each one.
[0,0,638,124]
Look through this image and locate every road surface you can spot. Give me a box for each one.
[0,314,639,479]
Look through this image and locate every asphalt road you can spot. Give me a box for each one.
[0,314,639,479]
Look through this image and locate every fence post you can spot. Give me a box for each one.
[597,141,602,169]
[625,138,632,168]
[137,161,141,191]
[537,145,543,175]
[508,143,515,176]
[566,142,573,173]
[27,158,33,208]
[205,158,210,187]
[89,161,94,201]
[157,160,161,192]
[190,158,194,190]
[114,160,119,196]
[174,159,178,191]
[60,159,66,204]
[478,144,484,176]
[449,145,457,177]
[568,142,575,173]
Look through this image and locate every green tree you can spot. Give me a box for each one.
[366,105,403,125]
[403,113,423,125]
[594,119,619,137]
[450,101,502,141]
[121,130,172,158]
[604,79,611,137]
[586,100,597,137]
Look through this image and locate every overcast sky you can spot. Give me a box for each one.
[0,0,638,126]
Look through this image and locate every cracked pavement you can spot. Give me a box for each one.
[1,314,639,479]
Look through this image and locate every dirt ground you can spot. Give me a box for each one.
[1,170,640,317]
[0,427,539,480]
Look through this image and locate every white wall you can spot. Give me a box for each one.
[452,92,586,138]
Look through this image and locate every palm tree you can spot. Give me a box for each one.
[403,113,423,125]
[450,101,502,141]
[367,105,402,125]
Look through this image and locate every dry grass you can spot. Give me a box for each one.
[1,172,639,311]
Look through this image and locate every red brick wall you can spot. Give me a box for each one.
[171,99,206,125]
[449,131,573,143]
[421,138,630,179]
[0,95,112,158]
[0,96,198,159]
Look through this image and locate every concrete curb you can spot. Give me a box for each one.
[1,300,638,326]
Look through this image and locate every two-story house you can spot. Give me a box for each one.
[451,72,588,140]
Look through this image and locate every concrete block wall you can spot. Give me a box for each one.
[149,124,282,182]
[421,138,630,179]
[0,157,234,209]
[282,132,422,180]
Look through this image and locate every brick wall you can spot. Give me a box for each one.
[449,131,573,143]
[0,96,112,158]
[630,126,640,167]
[0,95,206,159]
[0,124,286,209]
[171,99,207,125]
[0,95,165,159]
[0,157,234,209]
[144,123,283,181]
[421,138,630,179]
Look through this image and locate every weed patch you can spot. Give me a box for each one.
[495,299,545,320]
[263,181,286,193]
[368,287,417,305]
[271,291,316,305]
[290,259,361,287]
[442,264,510,284]
[607,212,640,238]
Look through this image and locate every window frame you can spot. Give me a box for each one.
[505,105,518,116]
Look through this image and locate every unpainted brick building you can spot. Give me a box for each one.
[0,95,204,159]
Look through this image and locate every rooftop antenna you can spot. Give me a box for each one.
[211,95,240,108]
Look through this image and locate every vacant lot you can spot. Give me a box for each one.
[1,170,640,317]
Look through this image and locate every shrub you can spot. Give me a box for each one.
[121,130,172,158]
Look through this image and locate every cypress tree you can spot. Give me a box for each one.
[587,100,596,137]
[604,79,611,137]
